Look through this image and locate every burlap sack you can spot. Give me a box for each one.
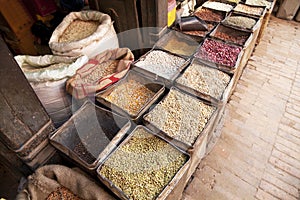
[66,48,134,99]
[49,11,119,58]
[16,165,116,200]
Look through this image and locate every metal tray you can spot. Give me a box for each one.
[174,58,234,106]
[50,101,131,171]
[208,0,241,6]
[209,24,254,47]
[233,3,267,18]
[143,87,219,150]
[172,19,217,43]
[193,7,228,23]
[221,12,262,33]
[154,30,200,58]
[96,125,191,200]
[194,38,245,74]
[132,49,190,88]
[96,70,165,121]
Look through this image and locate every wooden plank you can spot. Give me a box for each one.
[0,36,51,150]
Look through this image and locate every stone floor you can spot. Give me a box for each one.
[182,16,300,200]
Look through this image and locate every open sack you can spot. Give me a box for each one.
[16,165,115,200]
[15,55,88,127]
[49,11,119,58]
[66,48,134,99]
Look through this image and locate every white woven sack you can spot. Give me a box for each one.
[15,55,88,127]
[49,11,119,58]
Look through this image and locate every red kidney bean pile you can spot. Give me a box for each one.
[196,39,242,67]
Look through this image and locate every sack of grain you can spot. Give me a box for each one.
[15,55,88,127]
[15,165,115,200]
[49,11,119,58]
[66,48,134,99]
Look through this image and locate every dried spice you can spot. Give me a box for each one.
[145,89,215,146]
[194,8,225,22]
[176,62,231,100]
[183,23,215,37]
[195,39,242,67]
[135,50,186,79]
[99,127,187,200]
[245,0,272,9]
[81,60,118,84]
[213,25,250,46]
[159,36,199,57]
[234,4,264,16]
[73,142,96,164]
[103,79,155,116]
[46,186,83,200]
[223,16,257,30]
[59,20,99,43]
[202,1,233,12]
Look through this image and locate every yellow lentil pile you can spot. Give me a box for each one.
[103,79,155,116]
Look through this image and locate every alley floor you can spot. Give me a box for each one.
[182,16,300,200]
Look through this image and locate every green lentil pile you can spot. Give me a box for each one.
[223,16,257,29]
[99,127,187,200]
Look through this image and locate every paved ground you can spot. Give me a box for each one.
[182,16,300,200]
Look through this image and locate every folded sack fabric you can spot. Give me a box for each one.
[66,48,134,99]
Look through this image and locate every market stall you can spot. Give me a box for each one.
[0,0,279,199]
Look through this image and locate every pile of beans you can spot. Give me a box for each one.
[234,4,265,16]
[176,62,231,100]
[81,60,118,83]
[145,89,215,146]
[213,25,250,46]
[195,39,242,67]
[202,1,233,12]
[194,8,225,22]
[135,50,186,80]
[223,16,257,30]
[103,79,155,116]
[99,127,187,200]
[59,20,99,43]
[245,0,272,9]
[183,23,215,38]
